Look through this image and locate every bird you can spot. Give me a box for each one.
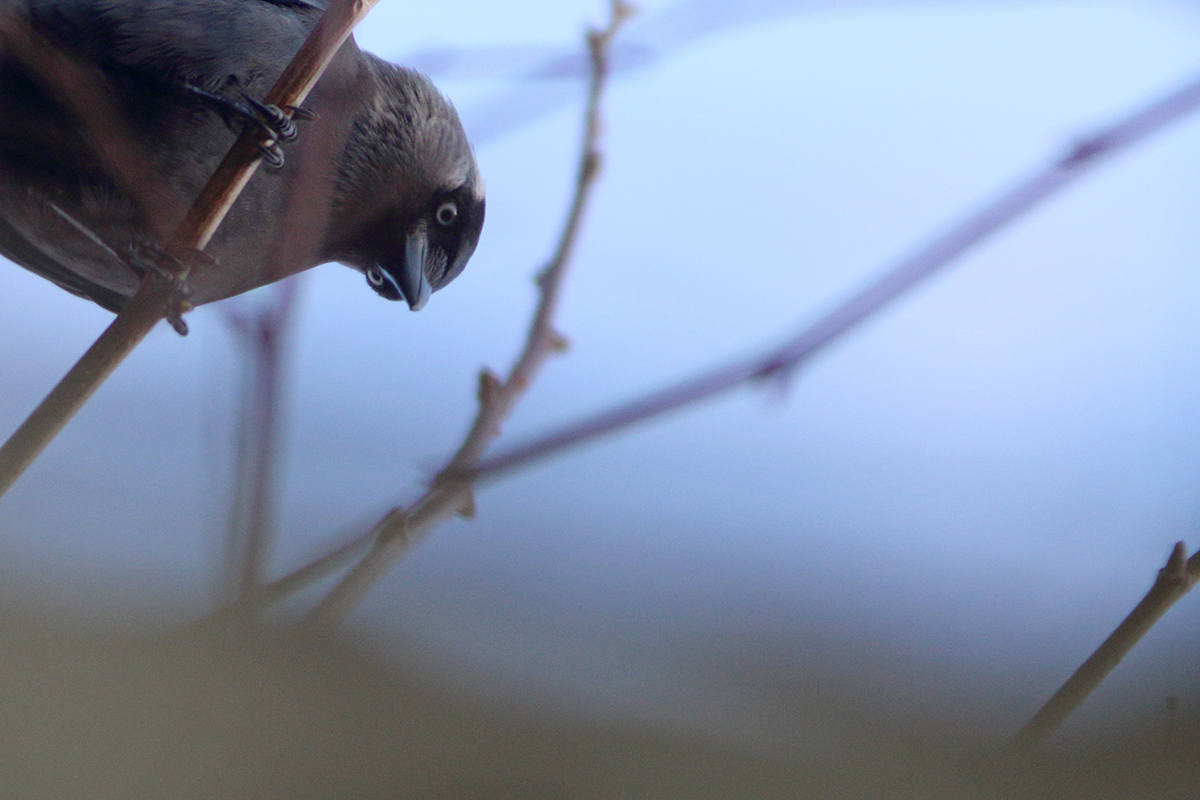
[0,0,485,314]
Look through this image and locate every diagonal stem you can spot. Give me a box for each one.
[1013,542,1200,748]
[0,277,174,498]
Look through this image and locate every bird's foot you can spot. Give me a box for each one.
[243,98,317,168]
[126,240,214,336]
[180,83,315,168]
[244,97,317,143]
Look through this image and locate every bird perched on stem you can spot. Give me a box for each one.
[0,0,485,315]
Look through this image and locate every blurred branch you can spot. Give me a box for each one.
[301,0,635,627]
[0,0,380,502]
[465,68,1200,482]
[217,279,302,608]
[406,40,657,82]
[186,512,377,631]
[1012,542,1200,749]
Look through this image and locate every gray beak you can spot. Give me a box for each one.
[399,227,433,311]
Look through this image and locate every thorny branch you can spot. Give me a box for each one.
[0,0,381,502]
[300,0,636,627]
[1013,542,1200,748]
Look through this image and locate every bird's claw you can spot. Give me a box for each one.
[257,141,286,169]
[165,300,191,336]
[245,98,317,143]
[179,82,313,168]
[246,99,316,168]
[245,97,298,142]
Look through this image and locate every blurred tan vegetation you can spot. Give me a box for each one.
[0,609,1195,799]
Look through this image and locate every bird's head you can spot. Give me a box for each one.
[329,58,485,311]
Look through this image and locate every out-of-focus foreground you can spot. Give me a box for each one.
[0,612,1195,799]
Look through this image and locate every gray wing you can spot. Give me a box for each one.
[0,0,326,310]
[0,215,127,311]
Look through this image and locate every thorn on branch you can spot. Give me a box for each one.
[1061,135,1113,167]
[582,150,603,182]
[1159,541,1190,586]
[477,368,503,406]
[752,357,798,384]
[547,330,570,353]
[750,360,800,405]
[456,491,477,520]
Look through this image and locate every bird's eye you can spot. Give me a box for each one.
[366,267,385,286]
[435,201,458,226]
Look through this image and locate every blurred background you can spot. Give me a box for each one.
[2,0,1200,767]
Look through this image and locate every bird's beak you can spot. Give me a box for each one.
[399,227,433,311]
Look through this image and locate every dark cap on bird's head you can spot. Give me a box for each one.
[327,55,484,311]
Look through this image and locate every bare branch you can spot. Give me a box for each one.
[187,519,377,631]
[0,277,175,500]
[0,0,381,502]
[302,0,636,628]
[217,279,302,608]
[1012,542,1200,748]
[464,69,1200,482]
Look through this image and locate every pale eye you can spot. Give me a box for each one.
[436,201,458,226]
[366,267,385,286]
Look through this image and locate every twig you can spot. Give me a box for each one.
[218,279,302,607]
[464,69,1200,482]
[0,277,174,498]
[1012,542,1200,748]
[302,0,635,627]
[261,525,377,606]
[0,0,380,503]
